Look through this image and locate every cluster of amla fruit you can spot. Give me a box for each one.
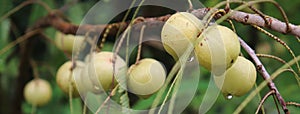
[22,32,84,106]
[23,27,166,106]
[161,12,257,98]
[53,29,167,98]
[55,51,166,99]
[55,31,166,99]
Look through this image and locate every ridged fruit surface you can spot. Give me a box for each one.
[127,58,166,96]
[56,61,84,97]
[161,12,204,60]
[88,51,127,91]
[195,25,240,75]
[214,56,257,97]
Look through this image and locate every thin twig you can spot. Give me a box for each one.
[204,9,226,28]
[0,0,34,22]
[225,0,230,13]
[252,25,300,74]
[187,0,193,12]
[29,59,40,79]
[255,90,275,114]
[95,85,119,114]
[247,3,270,27]
[99,24,115,51]
[0,29,41,55]
[226,19,236,33]
[82,98,87,114]
[272,94,281,114]
[239,38,289,113]
[286,102,300,108]
[31,104,37,114]
[135,25,146,64]
[0,0,52,22]
[256,54,287,65]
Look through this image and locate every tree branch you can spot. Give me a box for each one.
[191,8,300,37]
[255,90,275,114]
[29,11,169,36]
[31,8,300,37]
[239,38,289,114]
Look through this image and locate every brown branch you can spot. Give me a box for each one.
[0,29,41,55]
[29,11,169,36]
[239,38,289,114]
[30,8,300,38]
[191,9,300,37]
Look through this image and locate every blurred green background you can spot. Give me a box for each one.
[0,0,299,114]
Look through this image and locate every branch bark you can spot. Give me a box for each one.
[29,11,170,37]
[31,8,300,37]
[239,38,289,114]
[191,8,300,37]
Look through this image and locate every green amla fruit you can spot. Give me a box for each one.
[214,56,257,97]
[56,61,84,97]
[195,25,240,75]
[161,12,204,60]
[127,58,166,96]
[24,79,52,106]
[87,51,127,92]
[55,32,85,54]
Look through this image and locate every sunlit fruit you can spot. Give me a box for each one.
[161,12,204,60]
[195,25,240,75]
[55,31,85,53]
[56,61,84,97]
[214,56,257,97]
[127,58,166,96]
[87,51,127,92]
[24,79,52,106]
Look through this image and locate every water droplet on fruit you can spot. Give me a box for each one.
[187,53,195,62]
[226,94,233,100]
[187,56,194,62]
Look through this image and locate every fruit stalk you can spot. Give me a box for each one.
[239,38,289,114]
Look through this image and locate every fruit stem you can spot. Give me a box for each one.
[135,25,146,64]
[29,59,40,80]
[239,38,289,114]
[0,29,41,56]
[255,90,275,114]
[31,104,36,114]
[95,85,119,114]
[187,0,193,12]
[69,61,76,114]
